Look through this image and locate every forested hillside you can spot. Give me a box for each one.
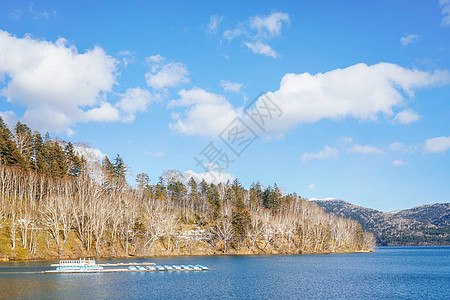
[0,118,375,260]
[392,203,450,227]
[314,200,450,246]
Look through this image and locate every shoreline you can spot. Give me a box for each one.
[1,249,375,262]
[5,245,450,263]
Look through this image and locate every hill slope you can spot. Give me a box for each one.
[313,200,450,246]
[392,203,450,227]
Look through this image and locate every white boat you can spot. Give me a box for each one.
[55,258,103,272]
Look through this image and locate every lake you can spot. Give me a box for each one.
[0,247,449,299]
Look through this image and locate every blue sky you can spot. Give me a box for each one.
[0,1,449,211]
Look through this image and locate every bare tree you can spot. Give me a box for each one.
[213,203,234,253]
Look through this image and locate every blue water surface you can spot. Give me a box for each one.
[0,247,449,299]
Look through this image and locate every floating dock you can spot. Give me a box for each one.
[42,259,209,274]
[43,265,209,274]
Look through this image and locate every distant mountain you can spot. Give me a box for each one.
[312,199,450,246]
[391,203,450,227]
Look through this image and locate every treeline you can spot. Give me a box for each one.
[0,118,375,260]
[0,118,82,177]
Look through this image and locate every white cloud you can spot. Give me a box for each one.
[424,136,450,153]
[392,160,408,166]
[9,3,56,21]
[338,137,353,143]
[307,183,316,190]
[301,146,339,162]
[117,50,135,68]
[440,0,450,26]
[20,106,78,135]
[400,34,419,47]
[169,87,239,137]
[260,62,449,133]
[145,55,189,89]
[116,87,153,122]
[0,30,117,134]
[84,102,121,123]
[0,111,18,128]
[347,144,385,155]
[221,12,289,58]
[394,109,421,124]
[220,80,244,93]
[180,169,234,185]
[243,41,279,58]
[170,63,449,139]
[223,28,246,41]
[117,50,132,56]
[389,142,418,153]
[218,53,230,60]
[146,54,165,65]
[206,15,223,34]
[249,12,290,39]
[145,151,165,157]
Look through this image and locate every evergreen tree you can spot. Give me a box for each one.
[207,183,221,220]
[0,117,26,167]
[272,183,282,211]
[102,156,115,189]
[231,178,244,205]
[155,176,167,200]
[187,177,198,197]
[32,132,49,174]
[168,180,186,204]
[49,140,68,177]
[199,179,209,197]
[113,154,127,183]
[232,190,251,244]
[262,183,283,212]
[249,181,263,206]
[224,185,233,203]
[65,142,82,177]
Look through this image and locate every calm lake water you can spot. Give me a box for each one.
[0,247,449,299]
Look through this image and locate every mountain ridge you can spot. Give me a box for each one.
[312,199,450,246]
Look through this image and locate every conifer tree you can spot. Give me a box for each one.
[0,117,26,167]
[231,178,251,244]
[32,132,49,174]
[199,179,209,197]
[249,181,263,206]
[207,183,221,220]
[155,175,167,200]
[65,142,82,177]
[102,156,115,190]
[113,154,127,184]
[49,140,68,177]
[187,177,198,197]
